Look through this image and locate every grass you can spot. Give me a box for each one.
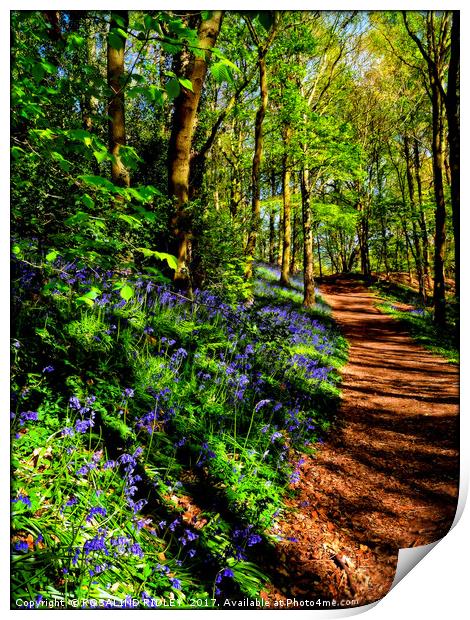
[370,279,459,364]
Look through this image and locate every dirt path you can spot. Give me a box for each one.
[263,278,459,606]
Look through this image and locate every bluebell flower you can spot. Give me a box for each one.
[19,411,38,425]
[247,534,262,546]
[69,396,81,409]
[270,431,283,443]
[254,399,271,412]
[83,536,108,556]
[12,493,31,507]
[42,365,54,373]
[130,543,144,558]
[86,506,107,522]
[169,578,181,590]
[14,540,29,553]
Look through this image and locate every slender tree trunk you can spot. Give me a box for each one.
[402,11,448,324]
[404,135,425,302]
[316,230,323,279]
[291,204,299,274]
[168,11,223,287]
[413,138,430,288]
[269,171,276,263]
[379,210,390,276]
[430,78,447,325]
[107,10,130,188]
[280,126,292,285]
[277,220,283,266]
[245,53,269,279]
[301,167,315,306]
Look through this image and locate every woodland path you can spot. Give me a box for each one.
[262,277,459,607]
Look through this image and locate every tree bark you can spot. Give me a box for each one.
[404,135,425,302]
[430,80,447,325]
[291,204,300,274]
[107,10,130,188]
[168,10,223,287]
[269,170,276,263]
[402,11,448,325]
[413,138,430,288]
[244,15,279,279]
[280,125,292,286]
[301,167,315,307]
[245,53,269,279]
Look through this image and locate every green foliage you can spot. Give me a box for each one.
[371,281,459,363]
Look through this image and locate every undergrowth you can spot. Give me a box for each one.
[11,250,347,609]
[370,279,458,364]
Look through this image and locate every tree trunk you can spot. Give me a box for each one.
[245,53,269,279]
[430,76,447,325]
[404,135,425,302]
[269,170,276,263]
[280,126,292,286]
[168,11,223,287]
[316,230,323,279]
[291,204,300,274]
[413,138,431,288]
[357,201,370,278]
[301,167,315,307]
[107,11,130,188]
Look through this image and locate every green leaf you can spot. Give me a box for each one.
[11,146,25,160]
[45,250,58,263]
[210,61,234,84]
[51,151,72,172]
[79,175,117,192]
[120,284,134,301]
[165,78,181,100]
[68,33,85,48]
[108,30,125,50]
[75,295,95,307]
[93,149,111,164]
[111,13,127,28]
[136,248,178,271]
[178,77,194,92]
[41,60,57,74]
[118,214,141,227]
[81,194,95,209]
[82,287,101,300]
[65,211,89,226]
[32,63,45,82]
[256,11,275,32]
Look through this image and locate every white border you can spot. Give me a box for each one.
[3,3,467,619]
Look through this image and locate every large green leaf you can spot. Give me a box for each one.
[165,78,181,100]
[120,284,134,301]
[108,30,125,50]
[136,248,178,271]
[78,175,117,192]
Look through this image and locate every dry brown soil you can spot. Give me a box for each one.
[262,278,459,607]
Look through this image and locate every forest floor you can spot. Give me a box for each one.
[261,276,459,607]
